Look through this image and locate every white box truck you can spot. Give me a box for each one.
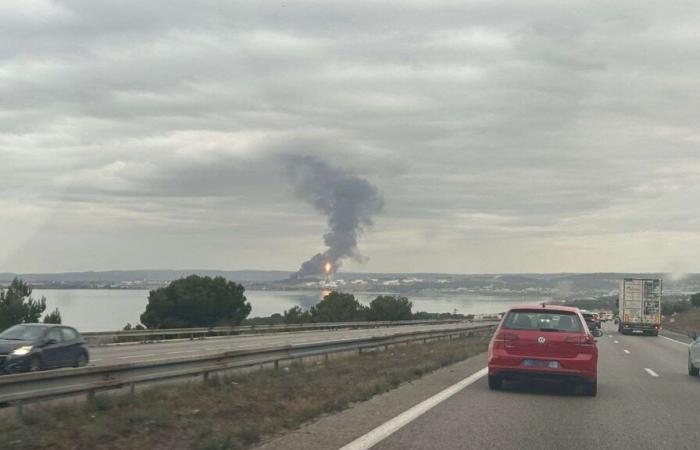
[618,278,662,336]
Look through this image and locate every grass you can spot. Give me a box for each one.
[663,308,700,335]
[0,333,490,450]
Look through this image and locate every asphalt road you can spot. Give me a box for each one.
[87,322,486,366]
[258,322,700,450]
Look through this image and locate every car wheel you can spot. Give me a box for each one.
[488,375,502,390]
[582,379,597,397]
[28,356,43,372]
[74,352,88,368]
[688,356,699,376]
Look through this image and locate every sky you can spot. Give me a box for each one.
[2,0,700,274]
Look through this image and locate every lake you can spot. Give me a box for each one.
[34,289,531,332]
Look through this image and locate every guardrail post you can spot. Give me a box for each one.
[203,371,209,383]
[274,360,279,369]
[324,353,329,362]
[130,383,136,396]
[16,400,23,417]
[87,389,95,403]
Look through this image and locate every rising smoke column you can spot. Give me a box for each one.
[284,155,384,278]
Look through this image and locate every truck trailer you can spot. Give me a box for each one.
[618,278,662,336]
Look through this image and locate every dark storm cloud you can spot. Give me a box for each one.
[2,0,700,272]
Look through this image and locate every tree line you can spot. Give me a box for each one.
[0,278,62,331]
[136,275,469,329]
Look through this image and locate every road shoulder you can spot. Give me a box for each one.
[254,351,488,450]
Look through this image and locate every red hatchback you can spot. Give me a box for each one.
[488,305,598,396]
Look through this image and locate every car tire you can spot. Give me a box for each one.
[488,375,502,390]
[28,356,43,372]
[582,379,597,397]
[688,356,699,376]
[74,352,89,368]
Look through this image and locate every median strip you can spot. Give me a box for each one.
[0,330,492,450]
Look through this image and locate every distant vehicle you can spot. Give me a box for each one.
[580,310,601,332]
[618,279,662,336]
[488,305,598,396]
[0,324,89,374]
[689,332,700,377]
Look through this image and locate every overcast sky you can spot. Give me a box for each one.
[2,0,700,274]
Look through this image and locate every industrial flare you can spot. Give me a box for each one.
[324,262,332,275]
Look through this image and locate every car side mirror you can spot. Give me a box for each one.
[44,338,58,345]
[690,332,698,341]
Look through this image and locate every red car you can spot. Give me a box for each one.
[488,304,598,396]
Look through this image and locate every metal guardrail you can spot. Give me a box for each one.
[81,319,468,346]
[0,323,497,408]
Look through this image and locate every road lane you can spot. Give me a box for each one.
[363,322,700,450]
[87,322,490,366]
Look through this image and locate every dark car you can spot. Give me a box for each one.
[580,310,601,331]
[0,324,89,374]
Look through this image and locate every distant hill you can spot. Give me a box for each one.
[0,270,293,284]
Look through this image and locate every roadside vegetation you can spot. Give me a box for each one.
[0,278,61,330]
[662,293,700,334]
[129,275,472,330]
[0,332,491,450]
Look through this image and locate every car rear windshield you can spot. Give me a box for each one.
[503,310,583,332]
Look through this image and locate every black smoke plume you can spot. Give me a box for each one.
[284,155,384,279]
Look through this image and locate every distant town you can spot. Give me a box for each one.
[2,270,700,302]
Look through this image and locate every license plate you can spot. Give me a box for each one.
[522,359,559,368]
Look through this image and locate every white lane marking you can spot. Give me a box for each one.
[608,335,612,338]
[166,350,197,354]
[339,367,488,450]
[623,349,630,354]
[644,368,659,377]
[91,359,102,362]
[119,354,157,359]
[613,340,619,344]
[660,335,688,346]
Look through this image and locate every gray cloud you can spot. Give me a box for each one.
[1,0,700,273]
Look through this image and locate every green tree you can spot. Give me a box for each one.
[310,291,367,322]
[0,278,48,331]
[43,308,62,324]
[283,305,312,324]
[691,293,700,308]
[367,295,413,321]
[140,275,251,328]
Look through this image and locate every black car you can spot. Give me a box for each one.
[0,324,90,374]
[580,310,602,333]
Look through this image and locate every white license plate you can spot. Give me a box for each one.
[522,359,559,368]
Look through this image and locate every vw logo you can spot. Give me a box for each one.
[537,336,546,344]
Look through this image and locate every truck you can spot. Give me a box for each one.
[618,278,662,336]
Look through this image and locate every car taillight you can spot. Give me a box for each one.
[565,335,595,348]
[493,332,519,349]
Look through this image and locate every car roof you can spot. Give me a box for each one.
[11,323,65,328]
[506,304,581,313]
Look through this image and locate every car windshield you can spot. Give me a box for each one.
[0,325,46,341]
[503,311,582,332]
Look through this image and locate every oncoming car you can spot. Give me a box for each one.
[0,324,90,374]
[488,305,598,396]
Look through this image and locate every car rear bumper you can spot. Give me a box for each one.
[489,353,597,382]
[620,323,659,331]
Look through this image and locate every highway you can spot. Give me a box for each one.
[258,322,700,450]
[86,322,484,366]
